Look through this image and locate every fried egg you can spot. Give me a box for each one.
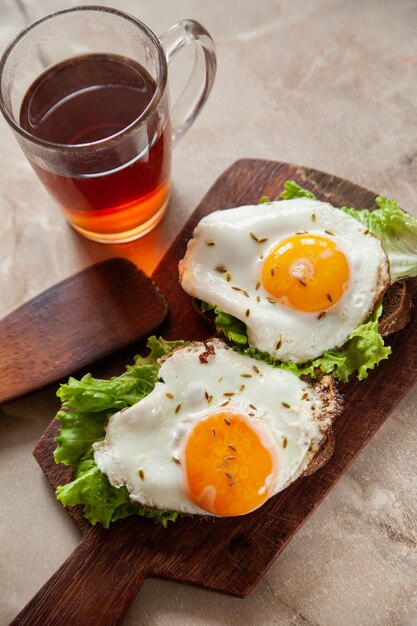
[93,340,339,517]
[179,198,390,363]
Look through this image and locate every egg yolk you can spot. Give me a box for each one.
[185,412,275,516]
[261,234,349,313]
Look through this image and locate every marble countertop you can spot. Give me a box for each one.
[1,0,416,624]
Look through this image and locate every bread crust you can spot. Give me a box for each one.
[302,429,335,477]
[301,374,342,477]
[379,280,413,336]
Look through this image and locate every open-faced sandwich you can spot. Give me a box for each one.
[54,337,340,526]
[179,181,416,381]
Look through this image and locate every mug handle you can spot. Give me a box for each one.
[159,19,216,146]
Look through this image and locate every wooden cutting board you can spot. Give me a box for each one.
[13,159,417,625]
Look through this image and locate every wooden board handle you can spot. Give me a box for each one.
[10,526,147,626]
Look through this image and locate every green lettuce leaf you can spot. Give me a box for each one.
[200,301,248,346]
[200,302,390,382]
[280,180,317,200]
[56,457,178,528]
[341,197,417,282]
[54,337,183,527]
[259,195,271,204]
[278,303,391,382]
[54,408,108,467]
[57,336,182,413]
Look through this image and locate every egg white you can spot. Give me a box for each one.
[93,340,332,516]
[179,198,390,363]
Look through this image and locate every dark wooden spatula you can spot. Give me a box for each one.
[0,257,168,405]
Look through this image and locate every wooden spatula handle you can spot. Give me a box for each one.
[10,526,147,626]
[0,258,168,405]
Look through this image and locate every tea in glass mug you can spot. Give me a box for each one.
[0,6,216,243]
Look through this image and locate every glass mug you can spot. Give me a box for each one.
[0,6,216,243]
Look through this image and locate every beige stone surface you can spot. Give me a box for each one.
[1,0,417,624]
